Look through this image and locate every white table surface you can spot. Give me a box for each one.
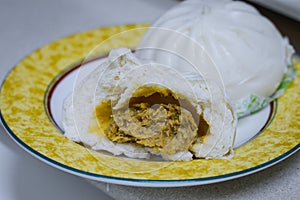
[0,1,299,200]
[248,0,300,21]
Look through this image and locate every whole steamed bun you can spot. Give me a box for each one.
[137,0,295,116]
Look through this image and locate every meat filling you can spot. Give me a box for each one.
[93,87,209,156]
[105,102,198,155]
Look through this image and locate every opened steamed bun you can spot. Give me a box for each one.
[62,48,237,161]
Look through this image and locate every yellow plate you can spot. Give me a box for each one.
[0,24,299,187]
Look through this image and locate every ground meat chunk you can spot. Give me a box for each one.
[105,103,198,155]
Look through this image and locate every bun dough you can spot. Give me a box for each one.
[137,0,294,101]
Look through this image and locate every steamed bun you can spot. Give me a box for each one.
[62,48,237,161]
[137,0,295,116]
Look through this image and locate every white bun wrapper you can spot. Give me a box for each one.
[62,48,237,161]
[137,0,296,117]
